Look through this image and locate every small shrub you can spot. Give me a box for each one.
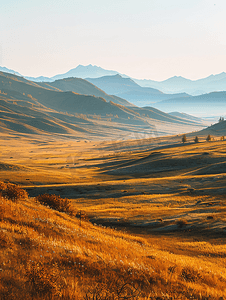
[2,184,28,202]
[181,266,201,282]
[176,219,188,228]
[36,193,74,214]
[76,210,89,224]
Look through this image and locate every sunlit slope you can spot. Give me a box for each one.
[69,134,226,180]
[0,97,94,136]
[0,72,151,137]
[0,71,190,123]
[1,189,226,299]
[0,126,225,187]
[0,96,154,138]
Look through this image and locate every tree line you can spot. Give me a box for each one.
[182,134,225,143]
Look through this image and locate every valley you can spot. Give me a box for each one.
[0,68,226,299]
[1,131,226,236]
[2,0,226,297]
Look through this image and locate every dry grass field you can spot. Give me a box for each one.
[0,130,226,299]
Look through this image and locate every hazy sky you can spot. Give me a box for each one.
[1,0,226,80]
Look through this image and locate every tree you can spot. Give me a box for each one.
[194,136,199,143]
[218,116,225,123]
[182,134,187,143]
[206,134,211,142]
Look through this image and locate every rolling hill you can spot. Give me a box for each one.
[0,71,205,139]
[38,77,134,107]
[194,119,226,138]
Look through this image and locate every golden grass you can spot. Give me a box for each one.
[0,135,226,299]
[0,181,226,299]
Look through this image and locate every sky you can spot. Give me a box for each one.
[1,0,226,80]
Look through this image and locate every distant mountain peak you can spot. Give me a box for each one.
[113,74,122,78]
[162,75,192,84]
[51,64,125,81]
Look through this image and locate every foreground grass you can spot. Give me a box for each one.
[0,183,226,299]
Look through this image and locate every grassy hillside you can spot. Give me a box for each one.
[1,69,225,300]
[1,187,226,300]
[1,132,226,299]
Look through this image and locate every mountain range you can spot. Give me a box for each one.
[85,74,189,106]
[22,64,128,82]
[38,75,224,118]
[1,64,226,96]
[1,64,225,118]
[134,72,226,96]
[0,71,204,139]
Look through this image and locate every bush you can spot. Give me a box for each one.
[181,266,201,282]
[1,183,28,202]
[176,219,188,228]
[35,194,74,214]
[182,134,187,143]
